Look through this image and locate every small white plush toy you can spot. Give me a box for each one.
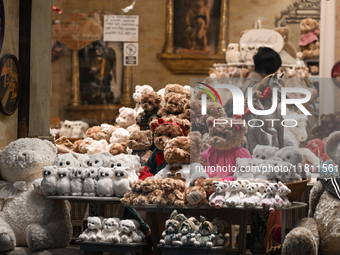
[130,219,146,240]
[245,44,257,64]
[79,216,102,242]
[70,121,85,138]
[275,161,301,183]
[97,218,121,243]
[252,145,279,161]
[110,128,130,144]
[240,43,247,62]
[83,152,114,168]
[113,167,132,197]
[241,181,261,207]
[57,168,71,196]
[116,107,138,130]
[83,167,98,196]
[106,154,140,182]
[225,43,240,63]
[87,139,109,155]
[70,167,85,196]
[277,181,291,207]
[59,120,74,137]
[54,152,83,168]
[119,220,142,243]
[225,181,244,207]
[97,167,114,197]
[41,165,58,196]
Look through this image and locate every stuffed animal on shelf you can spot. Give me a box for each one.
[79,217,102,242]
[0,138,72,252]
[113,167,131,197]
[275,146,304,178]
[157,93,190,119]
[193,216,216,248]
[241,181,261,208]
[225,43,240,63]
[121,179,143,205]
[85,126,101,140]
[209,181,228,209]
[130,219,146,241]
[97,124,117,142]
[172,217,197,246]
[83,167,98,196]
[54,152,83,168]
[154,178,186,207]
[260,181,280,212]
[252,145,279,160]
[137,91,162,130]
[70,167,85,196]
[108,142,129,156]
[225,181,244,207]
[110,128,130,144]
[133,85,154,109]
[72,138,93,154]
[298,18,319,59]
[41,166,58,196]
[275,161,301,183]
[57,168,71,196]
[87,139,108,155]
[159,210,185,245]
[106,154,140,183]
[70,120,89,139]
[59,120,74,137]
[82,152,114,168]
[212,218,227,246]
[163,84,190,103]
[277,181,291,207]
[116,107,140,133]
[134,178,163,205]
[119,220,142,243]
[97,167,114,197]
[273,26,297,59]
[128,130,153,164]
[96,218,120,243]
[185,178,208,207]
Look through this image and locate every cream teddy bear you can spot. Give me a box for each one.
[110,128,130,144]
[116,107,140,133]
[0,138,72,252]
[119,220,142,243]
[96,218,120,243]
[79,217,102,242]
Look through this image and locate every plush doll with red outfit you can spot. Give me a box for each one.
[201,116,251,180]
[139,116,191,180]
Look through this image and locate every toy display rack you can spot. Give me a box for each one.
[76,240,146,255]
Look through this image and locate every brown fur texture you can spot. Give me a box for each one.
[207,116,247,150]
[164,84,190,103]
[190,131,204,163]
[272,26,297,58]
[185,182,207,207]
[150,116,191,151]
[55,136,74,154]
[72,139,83,153]
[158,94,190,119]
[85,126,101,140]
[72,138,93,154]
[121,179,143,206]
[137,91,162,130]
[164,136,190,165]
[97,125,117,142]
[128,130,153,164]
[153,178,186,207]
[109,142,128,156]
[299,18,320,59]
[134,178,163,205]
[203,178,222,198]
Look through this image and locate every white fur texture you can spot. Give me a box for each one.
[83,167,98,196]
[59,120,74,137]
[70,168,85,196]
[97,168,114,197]
[79,217,102,242]
[41,166,58,196]
[96,218,120,243]
[110,128,130,144]
[82,152,114,168]
[116,107,137,129]
[87,139,109,155]
[154,164,191,187]
[113,168,131,197]
[57,168,71,196]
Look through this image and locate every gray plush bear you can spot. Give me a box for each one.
[82,152,114,168]
[193,216,216,248]
[54,152,84,168]
[172,217,197,246]
[159,210,186,245]
[275,146,305,178]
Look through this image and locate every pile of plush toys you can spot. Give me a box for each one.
[78,216,144,243]
[159,210,227,248]
[41,151,141,197]
[53,120,89,139]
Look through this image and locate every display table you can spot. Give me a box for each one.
[76,240,146,255]
[157,244,224,255]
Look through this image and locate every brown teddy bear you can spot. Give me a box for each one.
[137,91,162,130]
[298,18,320,59]
[134,177,163,205]
[127,130,153,164]
[108,142,128,156]
[163,84,190,103]
[158,94,190,119]
[97,124,117,142]
[120,179,143,206]
[72,138,94,154]
[153,178,186,207]
[272,26,297,59]
[185,178,208,207]
[85,126,101,140]
[139,116,191,180]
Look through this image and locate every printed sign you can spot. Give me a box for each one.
[124,43,138,66]
[103,15,139,42]
[239,29,284,53]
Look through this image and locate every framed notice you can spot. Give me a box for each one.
[103,15,139,42]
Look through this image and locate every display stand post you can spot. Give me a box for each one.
[71,50,81,106]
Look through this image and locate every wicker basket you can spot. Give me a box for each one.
[284,180,308,202]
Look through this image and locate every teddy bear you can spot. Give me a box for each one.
[241,181,261,208]
[298,18,320,59]
[110,128,130,144]
[0,138,72,252]
[96,218,120,243]
[275,146,304,179]
[282,131,340,254]
[272,26,297,59]
[136,91,162,130]
[209,181,228,209]
[133,84,154,112]
[113,167,131,197]
[119,220,142,243]
[72,137,95,154]
[153,178,186,207]
[82,152,114,168]
[154,136,191,187]
[83,167,98,196]
[105,154,140,183]
[157,93,190,119]
[163,84,190,103]
[172,217,197,246]
[139,116,191,179]
[97,124,117,142]
[260,181,280,213]
[185,179,208,207]
[275,161,301,183]
[108,142,129,156]
[54,136,74,154]
[201,116,251,179]
[159,210,185,245]
[277,181,291,207]
[97,167,114,197]
[57,168,72,195]
[85,125,101,140]
[121,179,144,205]
[134,177,163,205]
[59,120,74,137]
[252,145,279,161]
[87,139,108,155]
[225,181,244,207]
[79,216,102,242]
[41,166,58,196]
[212,218,227,246]
[192,216,216,248]
[127,130,153,164]
[116,107,140,133]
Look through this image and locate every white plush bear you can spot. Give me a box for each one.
[97,168,114,197]
[116,107,140,133]
[59,120,74,137]
[57,168,71,196]
[252,145,279,161]
[87,139,109,155]
[234,157,254,180]
[130,219,146,240]
[275,161,301,183]
[54,152,84,168]
[96,218,120,243]
[83,167,98,196]
[41,165,58,196]
[277,181,291,207]
[70,167,85,196]
[0,138,72,252]
[110,128,130,144]
[119,220,142,243]
[225,181,244,207]
[106,154,140,182]
[225,43,240,63]
[79,217,102,242]
[113,167,131,197]
[83,152,114,168]
[241,181,261,207]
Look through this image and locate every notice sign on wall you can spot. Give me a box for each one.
[124,43,138,66]
[103,15,139,42]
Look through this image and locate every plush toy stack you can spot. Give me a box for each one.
[159,210,227,248]
[53,120,89,139]
[42,151,141,198]
[78,216,145,243]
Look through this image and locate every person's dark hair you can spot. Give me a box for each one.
[253,47,282,76]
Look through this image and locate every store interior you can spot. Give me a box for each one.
[1,0,340,255]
